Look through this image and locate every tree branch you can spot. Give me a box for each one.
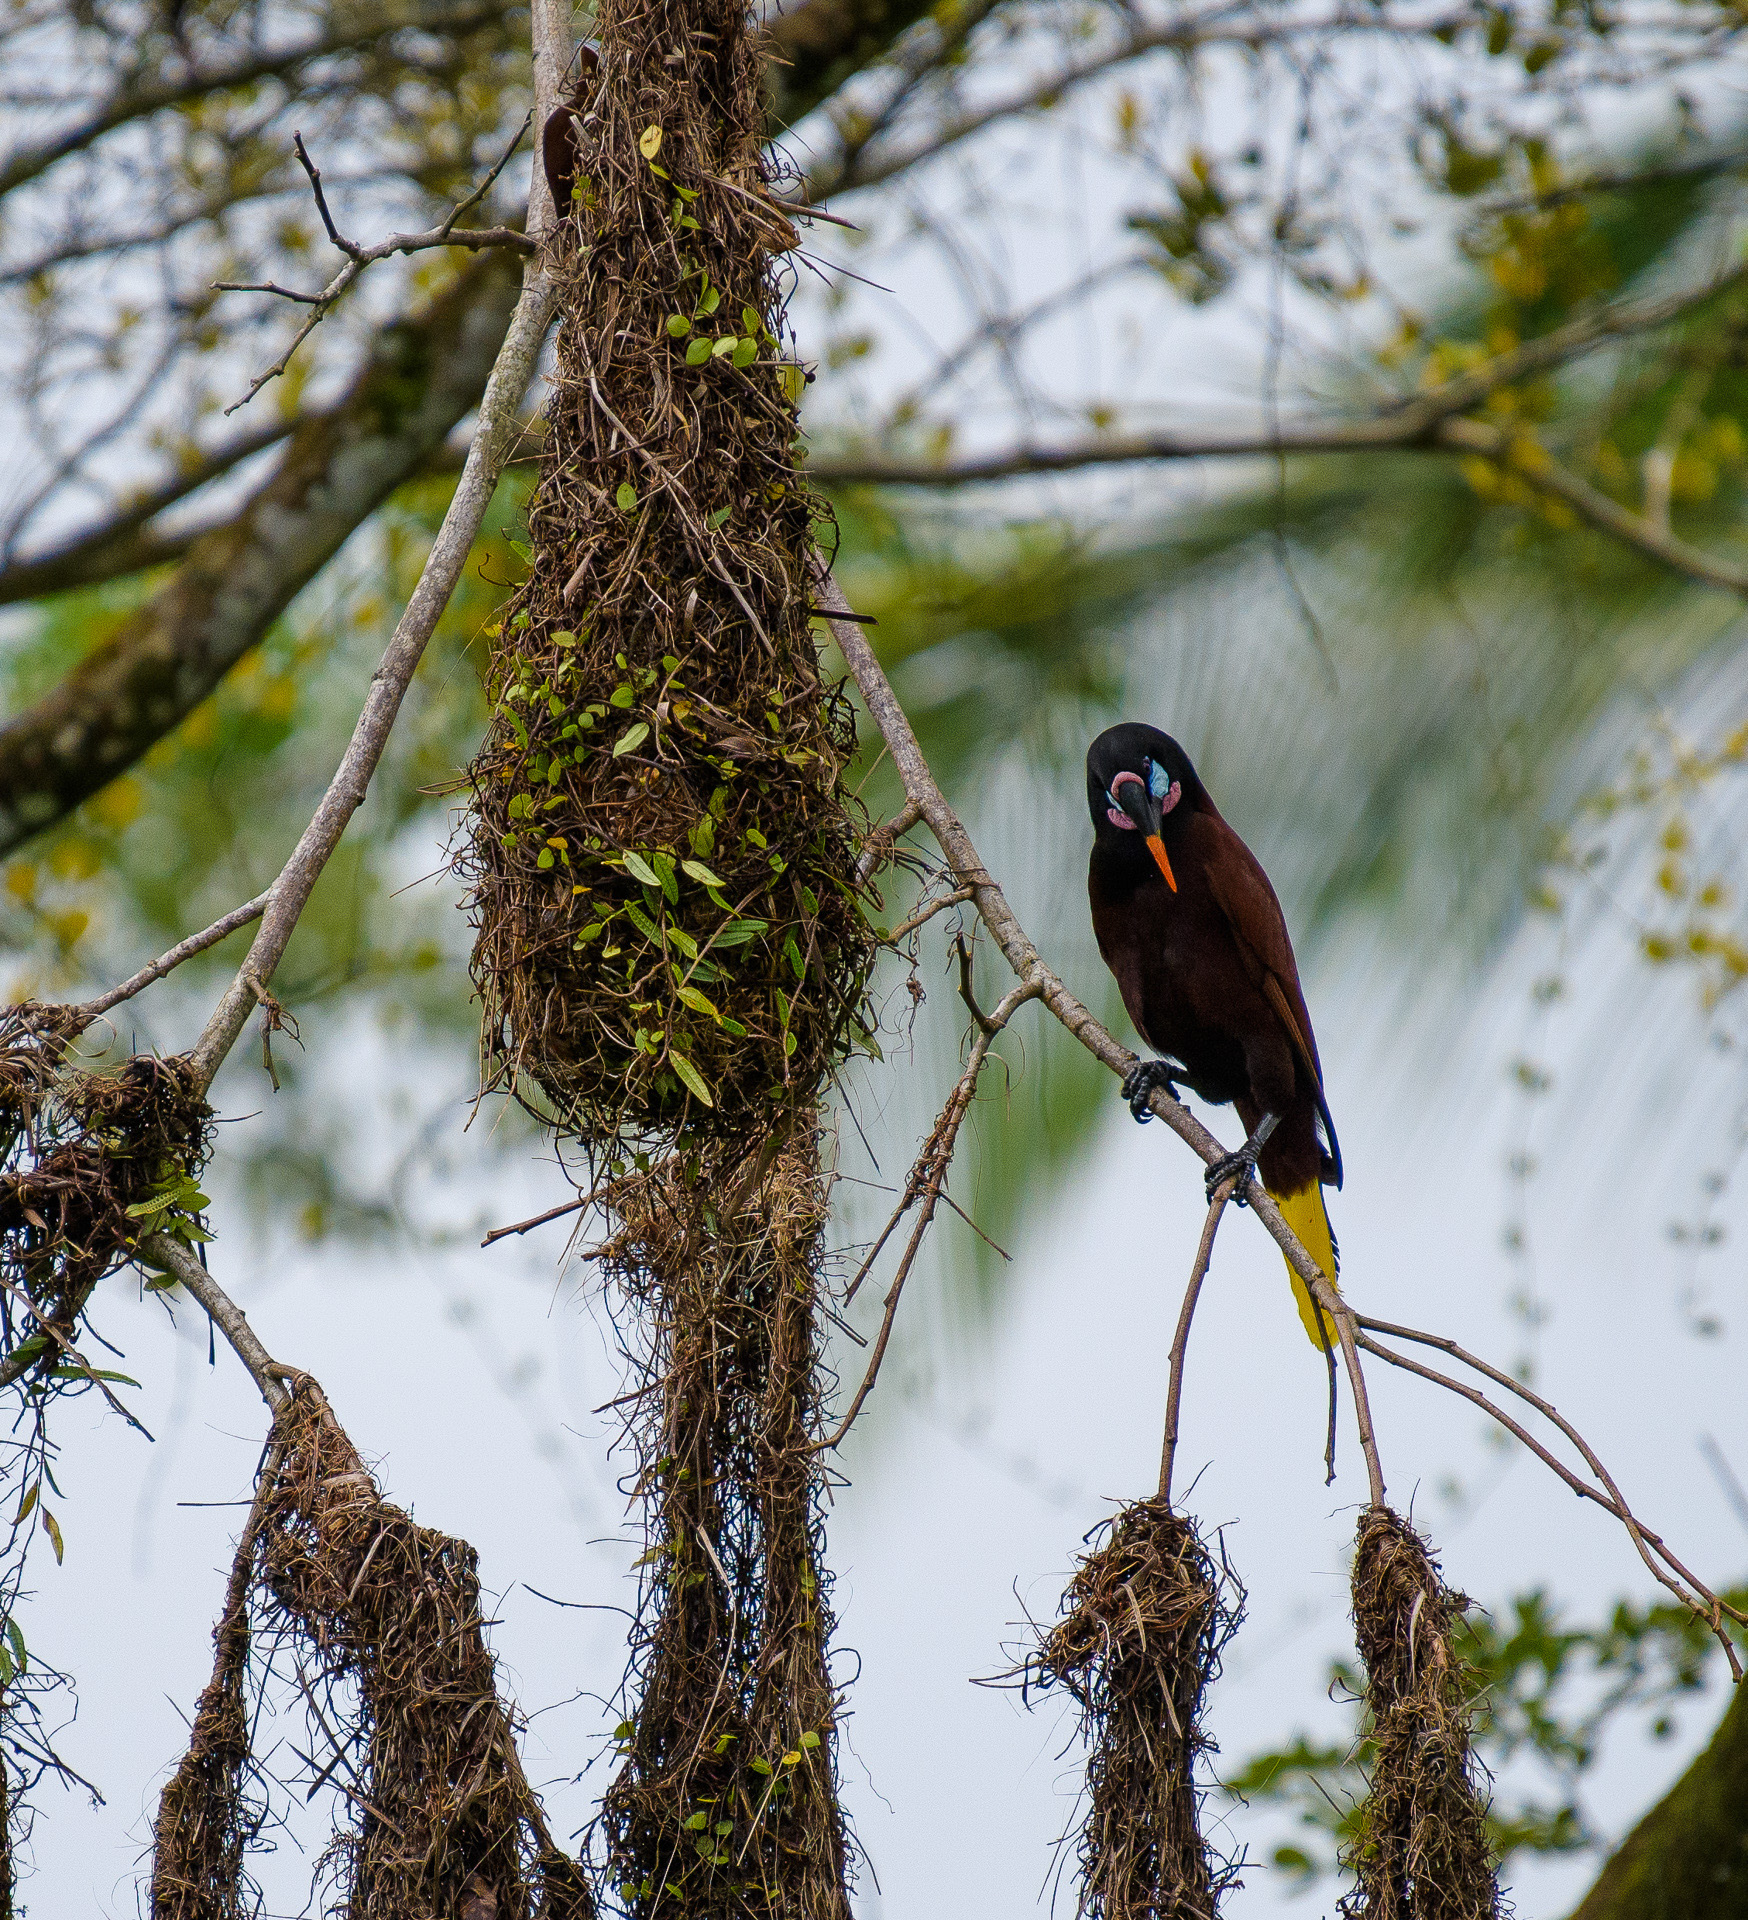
[0,421,295,608]
[820,967,1041,1448]
[816,566,1388,1505]
[71,892,271,1024]
[0,0,518,202]
[802,4,1491,198]
[0,249,525,857]
[813,415,1748,604]
[138,1233,291,1413]
[183,0,570,1099]
[218,118,535,415]
[1158,1181,1233,1503]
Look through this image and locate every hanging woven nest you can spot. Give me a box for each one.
[1341,1508,1501,1920]
[1032,1498,1243,1920]
[460,0,876,1151]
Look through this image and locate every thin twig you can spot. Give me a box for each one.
[72,891,269,1022]
[1158,1181,1233,1502]
[138,1233,295,1413]
[1355,1330,1744,1679]
[0,1279,152,1438]
[818,561,1389,1507]
[820,973,1041,1448]
[220,116,537,415]
[886,882,974,942]
[481,1191,594,1245]
[855,797,921,884]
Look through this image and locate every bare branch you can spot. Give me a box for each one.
[0,252,525,857]
[138,1233,293,1413]
[802,4,1484,198]
[0,0,519,203]
[72,892,270,1023]
[1355,1326,1745,1677]
[1158,1181,1234,1503]
[813,566,1396,1495]
[221,118,535,415]
[185,0,571,1097]
[820,969,1042,1448]
[0,420,294,607]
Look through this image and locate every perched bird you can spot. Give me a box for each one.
[1086,721,1341,1347]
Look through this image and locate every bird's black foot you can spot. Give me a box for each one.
[1205,1144,1260,1206]
[1123,1060,1181,1124]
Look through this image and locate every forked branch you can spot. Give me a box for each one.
[821,561,1742,1636]
[219,118,537,415]
[820,966,1041,1447]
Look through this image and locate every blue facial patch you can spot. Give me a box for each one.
[1148,758,1171,800]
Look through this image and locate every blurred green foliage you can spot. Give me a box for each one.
[1226,1588,1748,1889]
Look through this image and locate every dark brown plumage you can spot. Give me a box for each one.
[1087,721,1341,1344]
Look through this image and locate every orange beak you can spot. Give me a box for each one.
[1146,833,1177,892]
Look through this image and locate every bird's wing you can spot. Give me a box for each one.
[1200,814,1343,1187]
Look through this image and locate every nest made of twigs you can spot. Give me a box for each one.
[1341,1508,1502,1920]
[461,0,876,1152]
[593,1130,851,1919]
[152,1383,593,1920]
[1031,1499,1243,1920]
[0,1025,211,1376]
[151,1481,267,1920]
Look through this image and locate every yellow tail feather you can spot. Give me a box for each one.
[1266,1180,1340,1351]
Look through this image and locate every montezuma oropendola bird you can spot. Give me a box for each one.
[1086,722,1342,1348]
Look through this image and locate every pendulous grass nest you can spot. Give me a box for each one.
[460,0,876,1150]
[592,1128,851,1920]
[151,1381,593,1920]
[1031,1499,1243,1920]
[1341,1508,1502,1920]
[0,1013,212,1384]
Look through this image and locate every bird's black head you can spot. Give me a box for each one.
[1086,722,1203,892]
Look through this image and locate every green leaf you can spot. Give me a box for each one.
[651,850,679,903]
[41,1508,62,1564]
[685,337,712,366]
[676,984,721,1021]
[667,924,699,960]
[711,335,738,359]
[8,1620,25,1673]
[682,858,723,886]
[741,305,761,336]
[124,1192,179,1217]
[613,722,651,757]
[622,851,660,887]
[732,336,758,369]
[667,314,691,337]
[684,1811,709,1831]
[669,1051,714,1107]
[615,481,639,511]
[624,901,662,944]
[800,1730,821,1749]
[706,505,732,530]
[14,1483,38,1527]
[537,849,555,869]
[715,918,767,947]
[698,284,721,316]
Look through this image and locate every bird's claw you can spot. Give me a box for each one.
[1205,1147,1259,1206]
[1123,1060,1181,1124]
